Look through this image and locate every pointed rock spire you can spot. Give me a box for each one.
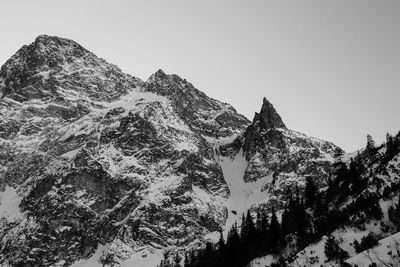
[257,97,286,129]
[154,69,167,79]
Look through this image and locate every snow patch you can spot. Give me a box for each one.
[0,186,23,221]
[70,243,162,267]
[218,149,272,232]
[249,255,276,267]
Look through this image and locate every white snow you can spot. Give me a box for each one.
[204,231,220,243]
[192,185,213,210]
[346,232,400,267]
[290,237,330,267]
[61,148,81,160]
[249,255,276,267]
[173,141,198,153]
[0,186,23,221]
[290,220,392,267]
[59,115,95,141]
[69,244,107,267]
[218,149,272,232]
[70,244,162,267]
[143,175,183,205]
[103,89,167,118]
[119,249,162,267]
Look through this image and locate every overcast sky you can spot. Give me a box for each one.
[1,0,399,151]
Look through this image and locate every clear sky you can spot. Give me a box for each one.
[1,0,399,152]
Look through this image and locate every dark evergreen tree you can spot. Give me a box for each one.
[183,252,190,267]
[173,252,182,267]
[313,192,329,236]
[384,133,400,163]
[334,147,345,160]
[388,194,400,230]
[304,177,317,208]
[366,134,376,156]
[159,251,171,267]
[246,210,257,243]
[217,230,224,250]
[225,222,241,267]
[324,235,348,263]
[353,232,379,253]
[348,158,364,193]
[258,210,270,254]
[285,198,297,234]
[269,208,281,253]
[295,201,310,244]
[280,206,289,238]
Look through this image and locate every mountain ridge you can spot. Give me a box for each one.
[1,35,397,267]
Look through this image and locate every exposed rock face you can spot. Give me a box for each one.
[0,35,139,102]
[145,69,249,138]
[0,35,344,266]
[241,97,340,209]
[257,97,286,130]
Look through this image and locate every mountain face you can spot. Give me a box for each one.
[0,35,252,266]
[238,98,338,211]
[1,35,397,267]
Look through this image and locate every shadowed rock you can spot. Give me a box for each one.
[257,97,286,130]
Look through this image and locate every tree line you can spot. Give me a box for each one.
[159,132,400,267]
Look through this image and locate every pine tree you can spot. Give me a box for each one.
[280,206,289,238]
[324,235,348,263]
[173,252,182,267]
[304,177,317,208]
[314,193,328,236]
[159,251,171,267]
[269,208,281,253]
[334,147,345,161]
[366,134,376,156]
[389,194,400,230]
[218,230,225,250]
[255,210,263,234]
[225,222,241,267]
[286,198,297,234]
[349,157,367,194]
[240,213,247,242]
[295,200,310,244]
[246,210,256,243]
[385,133,398,162]
[259,211,270,253]
[184,252,190,267]
[324,235,337,262]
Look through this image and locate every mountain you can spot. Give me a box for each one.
[0,35,399,267]
[0,35,250,266]
[190,123,400,267]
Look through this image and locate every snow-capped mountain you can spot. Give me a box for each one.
[0,35,249,266]
[1,35,399,267]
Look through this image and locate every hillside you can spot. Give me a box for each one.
[0,35,399,267]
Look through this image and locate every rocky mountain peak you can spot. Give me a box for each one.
[34,34,86,50]
[0,35,140,102]
[2,35,89,74]
[243,96,338,183]
[153,68,168,79]
[147,69,186,87]
[255,97,286,130]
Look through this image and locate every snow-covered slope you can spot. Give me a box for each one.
[346,231,400,267]
[248,135,400,267]
[1,35,386,267]
[219,149,272,232]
